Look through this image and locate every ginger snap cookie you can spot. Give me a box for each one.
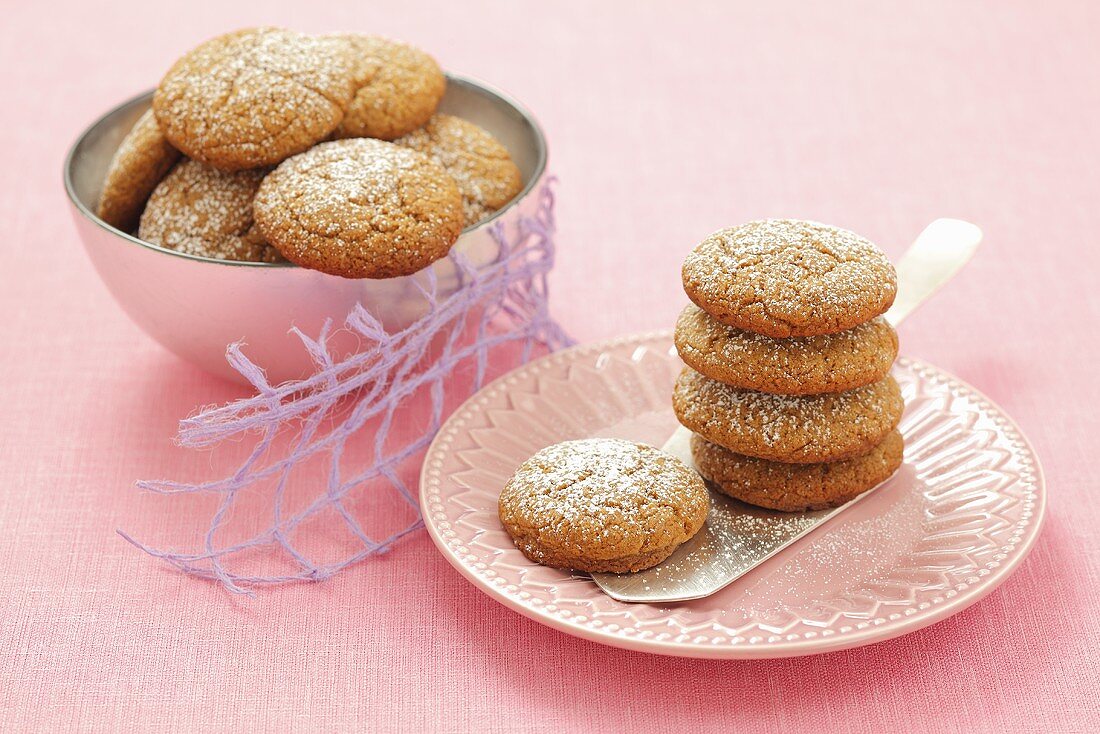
[332,35,445,141]
[692,430,904,512]
[675,305,898,395]
[395,114,523,224]
[498,438,709,573]
[672,368,904,463]
[153,28,355,171]
[138,159,281,263]
[96,109,181,231]
[682,219,897,338]
[253,138,464,279]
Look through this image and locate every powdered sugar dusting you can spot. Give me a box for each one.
[673,368,903,462]
[330,34,445,140]
[674,304,897,394]
[499,438,709,565]
[253,138,464,277]
[96,109,182,230]
[153,27,355,170]
[682,219,897,337]
[395,114,523,224]
[138,159,280,262]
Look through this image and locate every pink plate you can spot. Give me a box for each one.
[420,332,1045,658]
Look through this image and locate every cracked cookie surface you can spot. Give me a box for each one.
[331,35,445,141]
[138,159,281,262]
[395,114,523,224]
[253,138,464,278]
[153,27,355,171]
[673,368,903,463]
[97,109,181,232]
[682,219,897,338]
[675,304,898,395]
[692,430,904,511]
[498,438,709,573]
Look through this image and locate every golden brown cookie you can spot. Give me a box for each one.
[253,138,464,278]
[138,159,282,263]
[498,438,709,573]
[395,114,523,225]
[672,368,904,464]
[153,28,355,171]
[682,219,897,338]
[332,35,445,141]
[692,430,904,512]
[96,109,181,232]
[675,304,898,395]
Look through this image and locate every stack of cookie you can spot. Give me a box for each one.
[672,219,905,512]
[96,27,523,279]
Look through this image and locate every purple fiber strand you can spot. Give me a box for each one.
[124,180,573,592]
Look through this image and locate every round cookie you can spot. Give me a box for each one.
[395,114,523,225]
[682,219,897,338]
[97,109,182,232]
[332,35,445,141]
[672,368,904,464]
[691,430,904,512]
[138,159,282,263]
[153,27,355,171]
[498,438,709,573]
[675,304,898,395]
[253,138,464,279]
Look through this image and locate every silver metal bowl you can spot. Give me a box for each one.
[65,75,548,384]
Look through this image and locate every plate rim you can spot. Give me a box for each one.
[419,330,1047,659]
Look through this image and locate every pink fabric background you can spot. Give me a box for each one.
[3,1,1098,731]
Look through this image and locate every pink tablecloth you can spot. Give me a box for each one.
[3,1,1098,731]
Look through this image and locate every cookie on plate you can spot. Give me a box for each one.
[253,138,464,278]
[332,35,445,141]
[153,27,355,171]
[672,368,904,463]
[692,430,904,512]
[682,219,897,338]
[138,159,281,263]
[498,438,709,573]
[96,109,181,231]
[674,304,898,395]
[395,114,523,224]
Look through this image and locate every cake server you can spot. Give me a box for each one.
[591,218,983,603]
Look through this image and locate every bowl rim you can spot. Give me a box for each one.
[63,73,549,270]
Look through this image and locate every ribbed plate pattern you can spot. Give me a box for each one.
[420,332,1044,658]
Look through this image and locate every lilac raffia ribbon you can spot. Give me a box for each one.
[121,180,573,594]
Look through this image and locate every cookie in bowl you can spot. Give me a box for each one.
[153,27,356,171]
[331,35,446,141]
[96,109,181,232]
[139,159,282,263]
[253,138,465,278]
[395,114,523,225]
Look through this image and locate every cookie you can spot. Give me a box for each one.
[253,138,464,279]
[138,159,282,263]
[672,368,904,463]
[498,438,709,573]
[332,35,445,141]
[675,304,898,395]
[395,114,523,224]
[153,28,355,171]
[96,109,181,231]
[691,430,904,512]
[681,219,897,338]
